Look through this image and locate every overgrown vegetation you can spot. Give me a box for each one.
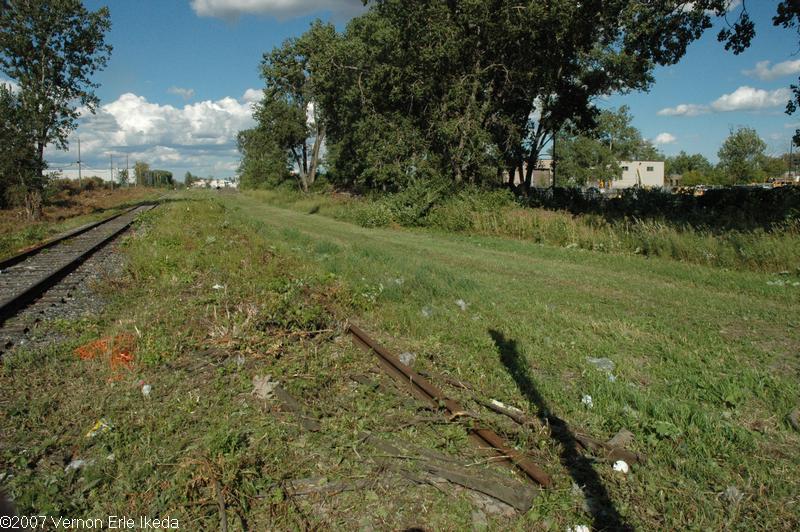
[0,186,159,260]
[252,187,800,273]
[3,192,798,529]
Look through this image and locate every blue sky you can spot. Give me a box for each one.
[9,0,798,180]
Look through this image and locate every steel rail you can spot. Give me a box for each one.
[347,323,552,487]
[0,205,154,325]
[0,206,138,271]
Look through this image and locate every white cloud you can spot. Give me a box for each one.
[658,85,791,117]
[0,78,19,93]
[190,0,364,20]
[167,86,195,100]
[242,88,263,104]
[653,132,677,145]
[744,60,800,81]
[657,103,709,117]
[46,91,257,178]
[711,86,791,112]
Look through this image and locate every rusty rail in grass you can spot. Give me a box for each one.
[346,323,552,488]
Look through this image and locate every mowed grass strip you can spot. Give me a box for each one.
[221,190,800,530]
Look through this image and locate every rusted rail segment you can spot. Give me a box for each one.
[347,323,552,487]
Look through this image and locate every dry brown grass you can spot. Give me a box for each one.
[0,187,161,259]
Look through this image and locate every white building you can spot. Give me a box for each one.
[611,161,664,189]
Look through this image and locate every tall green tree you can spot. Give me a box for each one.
[0,83,38,210]
[717,127,767,184]
[0,0,111,215]
[254,22,334,192]
[665,151,713,177]
[236,128,289,189]
[134,161,150,187]
[311,1,729,191]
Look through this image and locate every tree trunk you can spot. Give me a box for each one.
[308,124,325,187]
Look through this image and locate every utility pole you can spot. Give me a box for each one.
[109,154,113,185]
[126,154,130,187]
[77,137,82,189]
[790,140,794,179]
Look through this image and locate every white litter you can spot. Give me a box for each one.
[490,399,524,415]
[212,284,224,290]
[141,384,152,397]
[612,460,630,474]
[235,354,245,368]
[398,352,416,366]
[65,459,89,472]
[568,525,590,532]
[581,395,594,408]
[455,299,467,311]
[421,306,433,318]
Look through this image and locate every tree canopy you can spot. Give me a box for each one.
[240,0,800,193]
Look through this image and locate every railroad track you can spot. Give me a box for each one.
[0,204,154,351]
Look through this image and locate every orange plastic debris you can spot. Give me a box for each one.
[74,334,136,378]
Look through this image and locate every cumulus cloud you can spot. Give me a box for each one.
[0,78,19,93]
[657,103,709,117]
[653,132,677,145]
[744,60,800,81]
[242,88,263,104]
[190,0,365,20]
[711,86,791,112]
[658,85,791,117]
[46,91,257,178]
[167,86,195,100]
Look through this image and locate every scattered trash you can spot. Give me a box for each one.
[722,485,743,506]
[398,352,416,366]
[455,299,467,311]
[75,334,135,380]
[581,395,594,408]
[85,419,111,439]
[612,460,630,473]
[252,375,278,400]
[421,306,433,318]
[393,277,404,286]
[587,357,617,382]
[65,459,90,472]
[490,399,524,416]
[106,453,115,462]
[568,525,590,532]
[766,279,800,287]
[141,384,152,397]
[607,428,635,448]
[235,354,245,368]
[212,284,224,290]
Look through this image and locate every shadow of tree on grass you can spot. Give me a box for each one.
[489,328,632,531]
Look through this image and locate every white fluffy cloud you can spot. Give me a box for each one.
[0,78,19,93]
[167,86,195,100]
[657,103,709,117]
[190,0,364,20]
[744,60,800,81]
[653,132,677,145]
[711,86,791,112]
[658,85,791,117]
[47,92,256,178]
[242,88,263,104]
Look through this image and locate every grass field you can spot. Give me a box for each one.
[1,191,798,530]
